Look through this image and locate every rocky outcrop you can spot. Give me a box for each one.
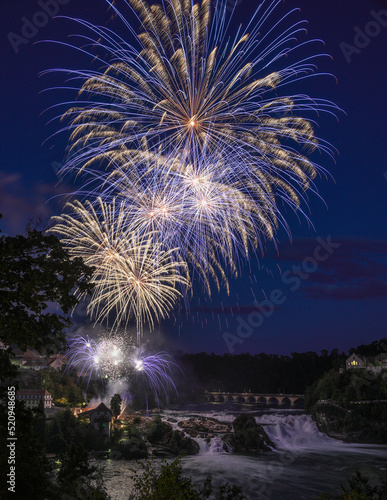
[223,413,274,453]
[178,418,230,438]
[312,405,387,444]
[146,416,200,455]
[168,430,200,455]
[114,413,274,459]
[112,425,148,459]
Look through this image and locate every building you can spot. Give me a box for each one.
[22,354,66,371]
[16,389,53,409]
[7,345,66,371]
[346,354,366,370]
[80,402,113,437]
[375,353,387,368]
[346,353,387,372]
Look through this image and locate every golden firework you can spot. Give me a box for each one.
[50,198,189,331]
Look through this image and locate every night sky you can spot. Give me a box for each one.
[1,0,386,356]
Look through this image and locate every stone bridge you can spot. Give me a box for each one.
[204,392,304,407]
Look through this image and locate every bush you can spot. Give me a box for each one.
[319,470,387,499]
[168,430,200,455]
[112,426,148,460]
[147,416,173,444]
[46,409,109,453]
[56,444,110,499]
[128,458,246,500]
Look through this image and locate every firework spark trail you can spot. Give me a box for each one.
[118,389,134,418]
[132,349,180,405]
[50,198,189,332]
[64,334,99,386]
[48,0,338,190]
[64,332,134,382]
[95,144,270,293]
[94,334,128,379]
[46,0,340,331]
[64,333,180,407]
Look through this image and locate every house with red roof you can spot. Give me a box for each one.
[80,402,113,437]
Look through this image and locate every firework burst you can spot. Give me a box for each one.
[64,332,179,407]
[64,334,99,386]
[132,349,179,403]
[51,0,337,206]
[50,198,189,331]
[65,331,135,381]
[46,0,339,331]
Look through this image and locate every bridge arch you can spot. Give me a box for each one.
[204,392,304,407]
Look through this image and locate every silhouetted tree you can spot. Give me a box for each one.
[110,393,122,419]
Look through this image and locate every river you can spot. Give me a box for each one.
[103,406,387,499]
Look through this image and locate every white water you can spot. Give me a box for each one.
[195,436,232,454]
[257,413,340,451]
[165,409,341,453]
[105,409,387,499]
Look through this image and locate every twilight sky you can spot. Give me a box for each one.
[1,0,386,355]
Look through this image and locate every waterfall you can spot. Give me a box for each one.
[164,409,374,454]
[194,436,231,454]
[256,413,339,450]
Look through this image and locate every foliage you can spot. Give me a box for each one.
[46,409,109,453]
[0,222,94,353]
[56,443,110,499]
[178,349,346,395]
[0,400,53,499]
[305,368,387,443]
[113,425,148,459]
[348,339,387,358]
[146,416,199,455]
[177,340,386,397]
[34,399,46,444]
[319,470,387,499]
[110,426,124,445]
[229,413,272,452]
[110,393,122,419]
[0,348,20,398]
[128,458,246,500]
[306,368,387,408]
[19,367,88,407]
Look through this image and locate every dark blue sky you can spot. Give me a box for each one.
[1,0,386,355]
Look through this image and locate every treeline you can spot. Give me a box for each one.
[175,338,387,397]
[176,350,345,396]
